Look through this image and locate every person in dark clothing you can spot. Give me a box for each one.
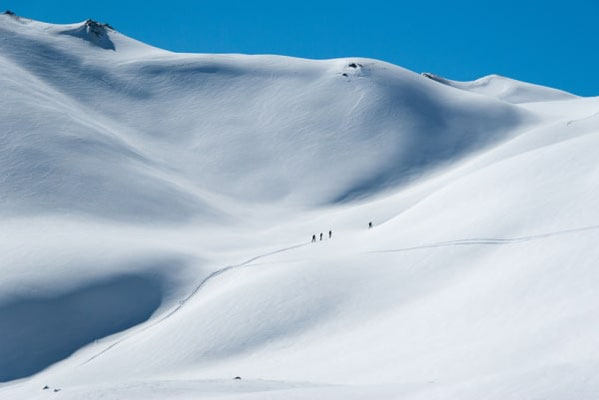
[368,221,373,229]
[329,230,332,239]
[320,233,323,241]
[312,234,316,242]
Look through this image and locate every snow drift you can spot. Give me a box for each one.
[1,14,598,400]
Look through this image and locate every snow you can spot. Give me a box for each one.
[422,72,578,104]
[1,14,599,400]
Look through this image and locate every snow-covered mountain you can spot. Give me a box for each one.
[1,14,598,400]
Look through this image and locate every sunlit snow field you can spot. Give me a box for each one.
[1,13,599,400]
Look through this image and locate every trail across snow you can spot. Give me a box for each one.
[82,222,599,369]
[81,242,309,365]
[368,224,599,253]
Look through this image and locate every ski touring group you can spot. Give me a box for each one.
[311,222,372,243]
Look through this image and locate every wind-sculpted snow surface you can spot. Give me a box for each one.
[1,14,599,400]
[0,14,531,219]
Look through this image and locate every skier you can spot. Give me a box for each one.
[329,230,332,239]
[312,234,316,242]
[320,232,323,241]
[368,221,373,229]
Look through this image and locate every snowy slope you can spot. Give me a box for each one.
[422,72,578,104]
[1,13,599,400]
[0,13,534,216]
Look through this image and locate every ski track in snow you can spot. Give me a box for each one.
[82,224,599,365]
[369,224,599,254]
[81,243,309,365]
[566,110,599,126]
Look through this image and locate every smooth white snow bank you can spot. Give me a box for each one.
[1,13,598,400]
[422,72,578,104]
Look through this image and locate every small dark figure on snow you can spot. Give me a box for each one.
[320,233,323,241]
[42,386,49,390]
[312,234,316,242]
[329,230,332,238]
[368,221,373,229]
[234,376,242,380]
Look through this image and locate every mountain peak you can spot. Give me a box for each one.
[59,19,116,50]
[2,9,21,21]
[84,18,114,34]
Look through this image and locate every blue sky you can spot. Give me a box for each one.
[5,0,599,95]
